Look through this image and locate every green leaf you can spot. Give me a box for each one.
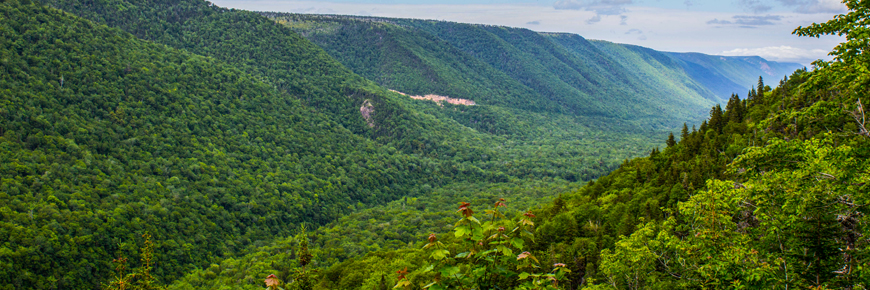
[440,265,460,277]
[422,264,435,273]
[499,245,513,256]
[454,225,469,238]
[519,272,531,280]
[430,249,450,260]
[510,237,524,250]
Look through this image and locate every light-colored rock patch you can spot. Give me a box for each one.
[390,90,475,106]
[360,99,375,127]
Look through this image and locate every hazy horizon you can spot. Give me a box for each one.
[210,0,847,66]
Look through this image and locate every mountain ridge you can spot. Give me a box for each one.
[266,13,802,129]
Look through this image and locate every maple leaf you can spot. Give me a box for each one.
[264,274,281,287]
[457,202,473,218]
[396,267,409,280]
[517,251,531,260]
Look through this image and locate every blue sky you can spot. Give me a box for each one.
[211,0,847,65]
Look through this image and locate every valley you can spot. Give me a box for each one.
[1,0,866,289]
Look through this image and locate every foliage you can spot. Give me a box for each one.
[414,200,559,289]
[794,0,870,99]
[266,13,790,129]
[4,0,863,289]
[104,233,164,290]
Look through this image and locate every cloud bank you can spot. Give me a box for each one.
[776,0,847,14]
[708,15,783,28]
[208,0,843,66]
[721,45,830,64]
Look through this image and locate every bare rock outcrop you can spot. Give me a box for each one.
[389,90,475,106]
[360,99,375,127]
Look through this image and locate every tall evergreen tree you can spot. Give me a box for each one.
[708,104,724,134]
[748,87,757,105]
[724,93,744,123]
[666,132,677,147]
[681,123,689,140]
[757,76,765,95]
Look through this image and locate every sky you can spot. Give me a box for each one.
[209,0,848,66]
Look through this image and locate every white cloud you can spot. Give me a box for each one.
[721,45,830,64]
[587,14,602,24]
[554,0,633,15]
[209,0,843,65]
[554,0,632,24]
[738,0,773,13]
[708,14,783,28]
[776,0,847,14]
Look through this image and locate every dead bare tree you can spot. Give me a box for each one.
[848,98,868,138]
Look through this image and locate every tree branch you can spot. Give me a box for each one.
[849,98,868,138]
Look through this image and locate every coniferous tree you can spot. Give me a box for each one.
[666,132,676,147]
[757,76,765,95]
[724,94,744,123]
[748,87,757,105]
[708,104,724,134]
[681,123,689,140]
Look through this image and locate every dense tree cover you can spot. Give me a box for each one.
[663,52,800,100]
[528,6,870,285]
[0,1,477,288]
[3,0,848,289]
[0,0,671,289]
[37,0,490,160]
[305,72,864,289]
[169,3,870,288]
[267,13,723,128]
[167,179,579,290]
[34,0,668,177]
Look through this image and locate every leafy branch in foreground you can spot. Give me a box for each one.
[794,0,870,98]
[104,233,164,290]
[398,199,569,289]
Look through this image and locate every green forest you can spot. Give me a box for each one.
[1,0,868,289]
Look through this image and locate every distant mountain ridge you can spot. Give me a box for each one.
[4,0,671,288]
[0,0,808,288]
[265,13,802,126]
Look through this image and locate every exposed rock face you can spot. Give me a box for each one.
[360,99,375,127]
[389,90,475,106]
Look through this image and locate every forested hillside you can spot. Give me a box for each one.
[164,2,868,289]
[166,67,868,289]
[0,0,661,289]
[3,0,862,289]
[268,14,713,127]
[264,13,801,131]
[0,1,485,287]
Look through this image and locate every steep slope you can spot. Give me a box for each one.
[34,0,489,160]
[265,14,802,132]
[211,66,868,290]
[266,13,543,114]
[665,52,803,97]
[404,21,709,124]
[586,40,802,101]
[269,14,715,128]
[1,1,675,289]
[0,1,488,288]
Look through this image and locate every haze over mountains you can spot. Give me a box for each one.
[266,13,801,129]
[0,0,832,289]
